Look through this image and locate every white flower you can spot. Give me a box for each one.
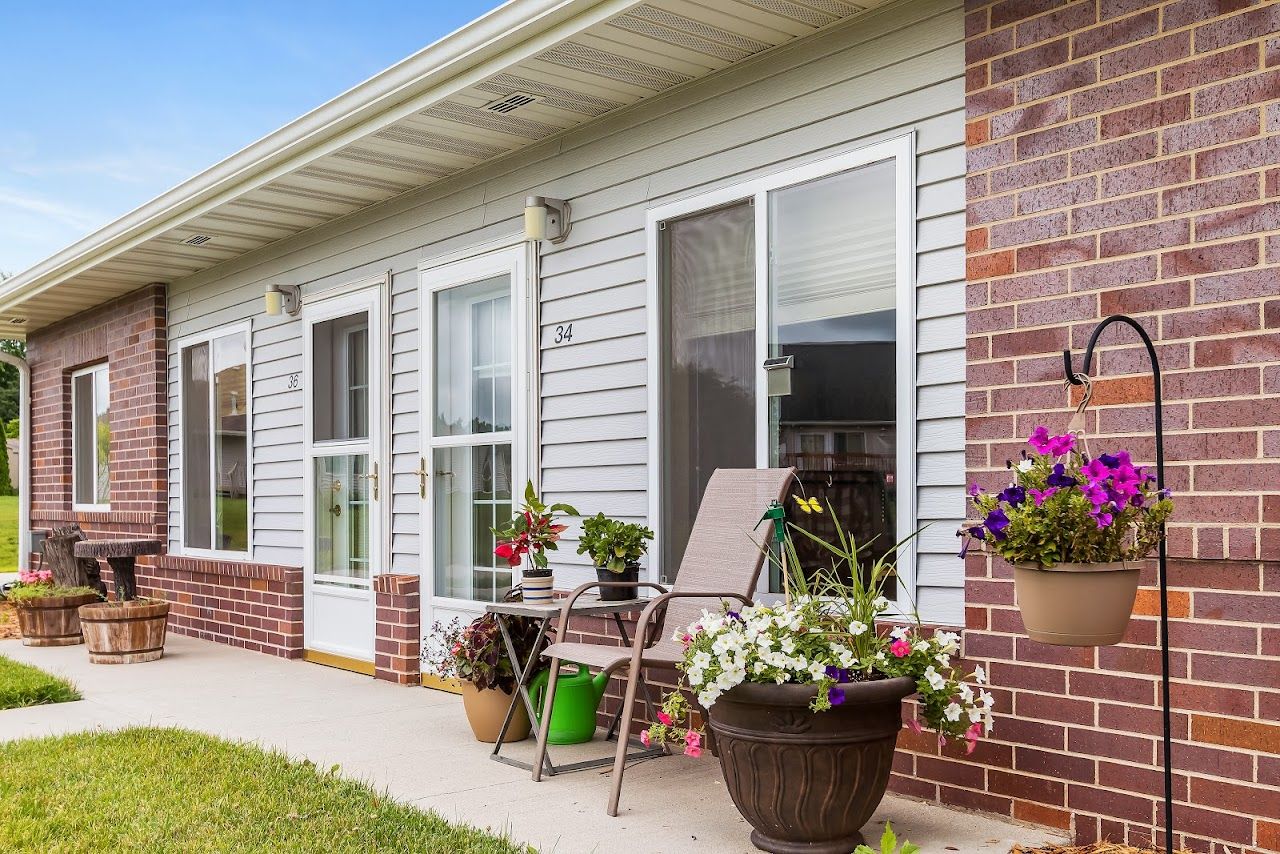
[808,661,827,681]
[873,596,891,613]
[944,702,962,722]
[889,626,909,641]
[848,620,868,637]
[1016,459,1034,473]
[968,706,984,724]
[979,689,995,709]
[913,640,931,654]
[933,630,960,652]
[780,636,796,654]
[691,651,712,669]
[924,665,946,692]
[958,683,974,702]
[974,665,987,684]
[698,688,719,708]
[687,668,704,687]
[934,653,951,668]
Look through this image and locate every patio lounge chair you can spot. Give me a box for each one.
[530,467,797,816]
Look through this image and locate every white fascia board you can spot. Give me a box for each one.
[0,0,638,313]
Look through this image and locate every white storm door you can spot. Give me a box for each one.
[303,284,385,661]
[421,247,528,629]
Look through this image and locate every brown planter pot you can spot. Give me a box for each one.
[460,682,531,743]
[708,676,916,854]
[13,593,100,647]
[1013,561,1139,646]
[78,599,170,664]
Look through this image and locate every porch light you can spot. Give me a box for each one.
[763,355,793,397]
[264,284,301,317]
[524,195,572,244]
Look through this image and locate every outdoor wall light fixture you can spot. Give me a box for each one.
[524,195,572,244]
[264,284,301,317]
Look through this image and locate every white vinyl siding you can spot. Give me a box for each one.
[163,0,966,621]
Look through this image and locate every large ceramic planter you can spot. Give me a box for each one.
[78,599,170,664]
[1013,560,1139,646]
[595,563,639,601]
[13,593,100,647]
[459,682,531,743]
[708,676,916,854]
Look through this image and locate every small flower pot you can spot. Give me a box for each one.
[521,570,554,604]
[1013,561,1139,646]
[709,676,916,854]
[13,593,100,646]
[78,599,170,664]
[459,682,530,743]
[595,562,639,601]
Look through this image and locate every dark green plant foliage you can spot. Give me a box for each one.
[576,513,653,573]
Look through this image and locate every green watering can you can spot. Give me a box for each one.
[529,663,609,745]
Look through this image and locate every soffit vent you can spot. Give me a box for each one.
[184,234,214,246]
[482,91,542,114]
[4,317,27,326]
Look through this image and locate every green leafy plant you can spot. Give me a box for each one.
[648,500,994,754]
[855,823,919,854]
[960,426,1173,567]
[422,613,546,693]
[5,569,99,606]
[492,481,578,573]
[576,513,653,573]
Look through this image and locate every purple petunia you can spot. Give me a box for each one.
[999,485,1027,506]
[1046,463,1078,488]
[827,685,846,706]
[984,507,1010,540]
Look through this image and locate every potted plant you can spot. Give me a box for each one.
[646,501,992,854]
[492,481,578,604]
[6,568,100,647]
[960,426,1173,646]
[74,538,167,664]
[575,513,653,601]
[423,612,547,743]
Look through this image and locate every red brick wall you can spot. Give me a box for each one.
[949,2,1280,851]
[26,284,303,658]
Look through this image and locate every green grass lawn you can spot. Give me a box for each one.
[0,494,18,572]
[0,655,80,710]
[0,728,533,853]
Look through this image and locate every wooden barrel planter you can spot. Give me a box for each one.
[14,593,101,646]
[78,600,170,664]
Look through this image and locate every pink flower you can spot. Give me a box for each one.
[684,743,702,758]
[640,730,651,747]
[965,722,983,755]
[1028,426,1075,457]
[907,717,922,735]
[657,711,673,726]
[1028,487,1058,507]
[684,730,701,749]
[890,639,911,658]
[680,633,692,647]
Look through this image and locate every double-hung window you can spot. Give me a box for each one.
[180,327,251,555]
[71,363,111,508]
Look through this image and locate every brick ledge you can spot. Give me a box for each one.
[151,554,300,582]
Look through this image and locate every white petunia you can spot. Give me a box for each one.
[889,626,909,641]
[924,665,947,692]
[873,596,891,613]
[848,620,869,637]
[1016,459,1034,473]
[691,651,712,669]
[959,683,974,702]
[943,702,962,722]
[974,665,987,684]
[979,689,995,709]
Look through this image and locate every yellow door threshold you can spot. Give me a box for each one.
[303,649,375,676]
[421,674,462,695]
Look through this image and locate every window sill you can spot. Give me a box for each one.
[153,554,300,582]
[32,508,163,527]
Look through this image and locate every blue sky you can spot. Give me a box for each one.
[0,1,504,276]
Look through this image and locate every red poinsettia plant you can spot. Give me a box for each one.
[492,481,579,573]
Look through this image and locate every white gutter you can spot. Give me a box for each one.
[0,351,30,567]
[0,0,633,314]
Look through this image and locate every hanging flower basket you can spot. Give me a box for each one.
[960,426,1173,647]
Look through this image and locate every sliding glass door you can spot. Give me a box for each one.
[654,137,914,603]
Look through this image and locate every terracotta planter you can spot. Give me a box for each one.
[595,563,639,601]
[78,599,170,664]
[1013,561,1139,646]
[459,682,531,743]
[708,676,916,854]
[13,593,100,647]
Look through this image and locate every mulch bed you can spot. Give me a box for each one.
[1013,845,1193,854]
[0,601,20,640]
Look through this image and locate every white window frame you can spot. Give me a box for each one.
[173,322,254,560]
[645,133,918,616]
[419,243,533,619]
[70,358,110,507]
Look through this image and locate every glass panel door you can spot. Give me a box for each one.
[304,288,382,662]
[427,262,520,609]
[767,159,899,594]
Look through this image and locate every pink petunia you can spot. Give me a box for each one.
[907,717,923,735]
[640,729,651,747]
[890,639,911,658]
[965,722,983,755]
[684,744,702,758]
[1028,487,1058,507]
[685,730,701,749]
[657,711,673,726]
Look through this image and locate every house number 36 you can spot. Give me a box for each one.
[287,373,300,389]
[553,323,574,344]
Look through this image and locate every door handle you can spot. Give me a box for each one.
[355,462,380,501]
[414,457,429,498]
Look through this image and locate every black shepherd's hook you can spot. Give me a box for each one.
[1063,314,1173,854]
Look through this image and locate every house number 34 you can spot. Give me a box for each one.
[553,323,574,344]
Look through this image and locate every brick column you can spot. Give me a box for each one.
[374,574,421,685]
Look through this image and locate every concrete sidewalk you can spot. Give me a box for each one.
[1,635,1067,853]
